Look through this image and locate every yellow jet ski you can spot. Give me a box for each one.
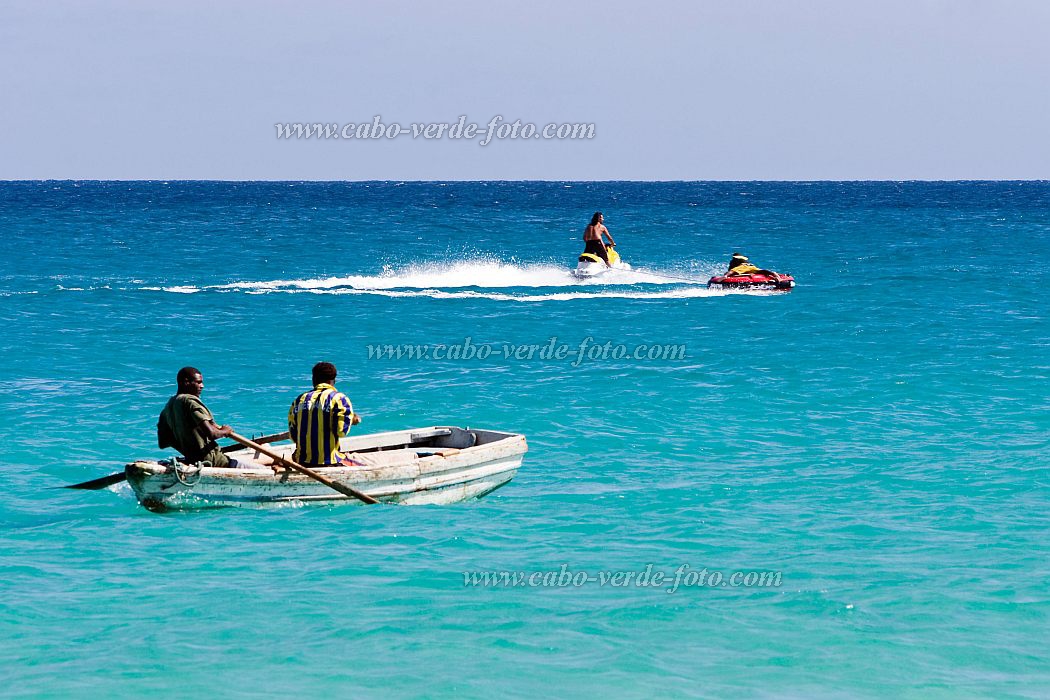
[573,244,630,278]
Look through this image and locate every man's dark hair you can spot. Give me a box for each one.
[312,362,337,386]
[590,211,603,226]
[177,366,201,385]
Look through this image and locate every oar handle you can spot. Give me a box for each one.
[228,431,379,505]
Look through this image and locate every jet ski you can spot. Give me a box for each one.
[573,244,631,279]
[707,271,795,291]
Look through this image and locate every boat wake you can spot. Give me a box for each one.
[121,260,757,302]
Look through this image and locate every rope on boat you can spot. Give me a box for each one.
[174,459,207,487]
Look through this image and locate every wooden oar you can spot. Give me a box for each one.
[64,471,129,490]
[222,431,289,453]
[227,432,379,505]
[63,430,295,491]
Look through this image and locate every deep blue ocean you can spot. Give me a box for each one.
[1,181,1048,698]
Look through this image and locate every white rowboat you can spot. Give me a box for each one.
[126,426,527,511]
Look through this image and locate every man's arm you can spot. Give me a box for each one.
[335,394,361,437]
[287,399,298,444]
[186,397,228,441]
[197,419,232,441]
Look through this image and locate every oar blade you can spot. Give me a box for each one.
[64,471,127,490]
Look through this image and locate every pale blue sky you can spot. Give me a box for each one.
[2,0,1048,180]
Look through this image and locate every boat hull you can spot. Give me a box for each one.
[125,426,527,510]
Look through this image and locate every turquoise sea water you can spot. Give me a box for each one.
[1,181,1048,698]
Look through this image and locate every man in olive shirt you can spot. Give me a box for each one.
[157,366,233,468]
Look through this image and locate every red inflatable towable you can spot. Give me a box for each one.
[707,272,795,291]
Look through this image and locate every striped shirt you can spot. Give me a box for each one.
[287,383,355,465]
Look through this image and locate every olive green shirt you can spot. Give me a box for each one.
[157,393,229,468]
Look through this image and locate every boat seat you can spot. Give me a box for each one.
[429,427,478,449]
[345,448,421,467]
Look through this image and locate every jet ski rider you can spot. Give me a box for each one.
[583,212,617,267]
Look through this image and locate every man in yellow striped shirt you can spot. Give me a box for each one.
[288,362,361,466]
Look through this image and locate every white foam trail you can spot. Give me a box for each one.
[214,261,589,291]
[240,286,740,302]
[211,260,711,293]
[120,259,736,301]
